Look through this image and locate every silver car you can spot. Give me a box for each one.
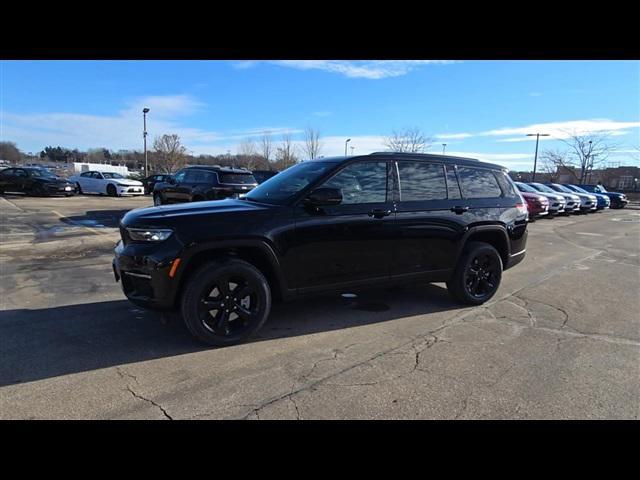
[546,183,597,212]
[515,182,566,214]
[528,182,580,214]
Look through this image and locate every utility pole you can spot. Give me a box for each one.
[442,143,447,155]
[345,138,351,156]
[526,133,549,182]
[143,108,150,176]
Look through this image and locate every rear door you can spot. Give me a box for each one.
[163,170,187,202]
[392,161,468,276]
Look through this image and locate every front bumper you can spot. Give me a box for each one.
[45,183,75,195]
[116,184,145,196]
[113,238,183,310]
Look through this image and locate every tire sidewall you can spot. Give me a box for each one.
[107,184,118,197]
[181,259,272,346]
[448,242,503,305]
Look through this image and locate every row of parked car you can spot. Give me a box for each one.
[515,181,629,220]
[0,165,279,199]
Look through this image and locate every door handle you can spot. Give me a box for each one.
[450,206,469,214]
[368,209,392,219]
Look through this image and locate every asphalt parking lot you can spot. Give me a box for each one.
[1,193,639,419]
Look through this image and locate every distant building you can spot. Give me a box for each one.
[73,162,129,176]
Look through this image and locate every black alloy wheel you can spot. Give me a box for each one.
[181,259,271,346]
[447,241,502,305]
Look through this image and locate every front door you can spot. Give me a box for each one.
[293,160,395,292]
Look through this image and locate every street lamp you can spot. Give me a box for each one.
[345,138,351,156]
[143,108,150,176]
[350,146,355,155]
[442,143,447,155]
[526,133,550,182]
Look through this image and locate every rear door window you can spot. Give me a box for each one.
[397,162,447,201]
[220,173,257,184]
[456,167,503,199]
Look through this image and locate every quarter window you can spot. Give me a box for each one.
[322,161,389,204]
[397,162,447,201]
[456,167,503,199]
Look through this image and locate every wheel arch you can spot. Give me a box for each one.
[174,240,288,307]
[458,225,510,267]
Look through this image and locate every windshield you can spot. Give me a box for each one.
[245,161,335,205]
[549,184,574,193]
[566,184,588,194]
[595,185,608,193]
[515,182,538,193]
[28,168,56,178]
[529,183,556,194]
[102,172,124,179]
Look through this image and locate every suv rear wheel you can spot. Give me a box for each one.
[446,241,503,305]
[181,258,272,346]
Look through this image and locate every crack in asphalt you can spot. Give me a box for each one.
[115,367,172,420]
[124,385,173,420]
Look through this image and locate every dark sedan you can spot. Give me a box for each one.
[0,167,76,196]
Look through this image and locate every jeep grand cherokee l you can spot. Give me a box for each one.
[114,153,529,346]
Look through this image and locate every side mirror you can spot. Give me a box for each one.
[305,187,342,207]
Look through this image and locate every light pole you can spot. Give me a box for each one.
[143,108,150,176]
[350,146,355,155]
[442,143,447,155]
[526,133,549,182]
[345,138,351,156]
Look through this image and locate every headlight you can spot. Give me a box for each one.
[126,227,173,242]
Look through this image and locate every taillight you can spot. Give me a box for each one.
[516,202,528,215]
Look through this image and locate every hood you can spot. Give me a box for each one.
[121,198,271,227]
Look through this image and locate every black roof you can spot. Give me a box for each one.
[311,152,506,170]
[184,165,253,174]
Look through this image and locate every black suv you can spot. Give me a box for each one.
[114,153,528,346]
[152,166,258,205]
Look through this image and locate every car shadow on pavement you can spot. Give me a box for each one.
[59,210,132,228]
[0,283,460,387]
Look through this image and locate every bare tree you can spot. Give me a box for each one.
[238,138,259,170]
[303,126,323,159]
[274,133,298,170]
[152,134,187,174]
[559,131,617,184]
[384,127,432,153]
[539,149,577,182]
[259,131,274,164]
[0,142,22,163]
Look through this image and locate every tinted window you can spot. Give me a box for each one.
[457,167,503,199]
[1,169,15,177]
[445,166,461,199]
[81,172,92,177]
[322,161,388,205]
[495,171,517,197]
[102,172,123,179]
[186,170,216,183]
[220,173,257,184]
[397,162,447,201]
[15,169,27,178]
[173,170,186,183]
[91,172,103,179]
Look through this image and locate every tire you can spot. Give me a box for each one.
[181,258,272,347]
[107,184,118,197]
[75,183,83,194]
[446,241,503,305]
[153,193,163,206]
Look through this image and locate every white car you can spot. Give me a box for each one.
[69,171,144,197]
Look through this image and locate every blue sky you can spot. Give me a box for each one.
[1,60,638,170]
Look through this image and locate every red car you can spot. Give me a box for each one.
[521,191,549,220]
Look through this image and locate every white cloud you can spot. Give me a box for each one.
[233,60,456,79]
[434,132,474,140]
[483,119,640,140]
[1,94,301,154]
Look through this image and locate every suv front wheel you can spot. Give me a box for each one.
[446,241,503,305]
[181,258,272,346]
